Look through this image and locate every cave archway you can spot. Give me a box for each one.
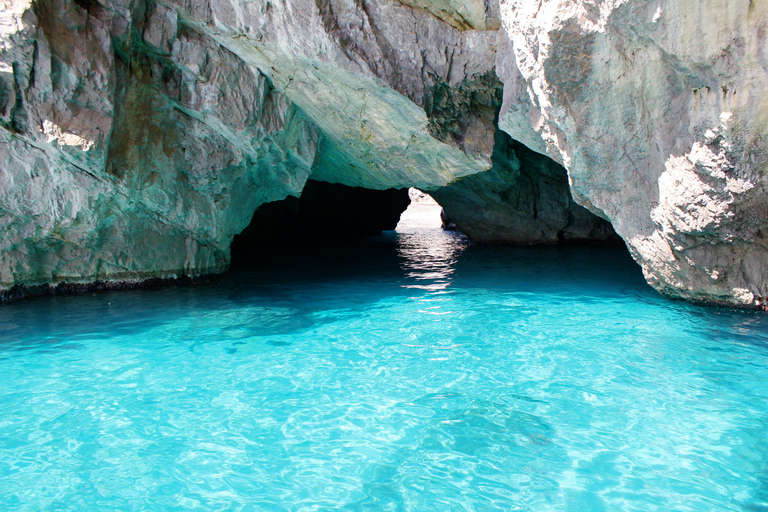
[230,129,624,271]
[230,180,412,259]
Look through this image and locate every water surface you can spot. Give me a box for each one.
[1,205,767,511]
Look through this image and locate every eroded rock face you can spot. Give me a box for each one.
[0,0,503,293]
[496,0,768,308]
[0,0,325,291]
[1,0,765,309]
[425,70,616,244]
[432,130,618,244]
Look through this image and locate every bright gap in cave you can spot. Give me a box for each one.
[230,181,458,270]
[227,181,468,290]
[395,188,444,231]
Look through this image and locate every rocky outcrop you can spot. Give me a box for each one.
[0,0,501,293]
[423,71,616,244]
[495,0,768,308]
[432,129,618,244]
[1,0,765,309]
[0,0,320,290]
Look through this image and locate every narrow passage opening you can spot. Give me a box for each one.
[395,188,444,231]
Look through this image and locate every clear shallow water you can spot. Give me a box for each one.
[1,208,768,511]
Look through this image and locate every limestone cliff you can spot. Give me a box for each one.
[0,0,498,293]
[0,0,765,309]
[423,71,616,244]
[1,0,319,290]
[496,0,768,308]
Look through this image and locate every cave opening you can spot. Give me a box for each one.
[230,153,625,275]
[229,130,625,274]
[229,180,414,266]
[227,173,637,304]
[228,179,476,293]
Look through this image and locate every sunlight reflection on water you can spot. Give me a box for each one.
[396,203,471,291]
[1,199,768,512]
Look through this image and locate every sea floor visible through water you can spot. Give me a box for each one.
[1,203,768,511]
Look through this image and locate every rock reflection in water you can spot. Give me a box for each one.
[395,203,471,291]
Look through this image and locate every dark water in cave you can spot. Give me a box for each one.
[1,204,767,511]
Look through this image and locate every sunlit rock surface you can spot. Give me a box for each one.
[496,0,768,307]
[0,0,766,309]
[0,0,500,293]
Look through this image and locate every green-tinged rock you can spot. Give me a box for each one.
[203,33,491,189]
[397,0,497,30]
[431,130,618,244]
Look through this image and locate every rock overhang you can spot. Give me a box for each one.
[0,0,766,310]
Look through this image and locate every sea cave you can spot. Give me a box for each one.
[1,0,767,510]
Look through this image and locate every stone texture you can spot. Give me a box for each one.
[0,0,323,290]
[0,0,504,293]
[396,0,499,31]
[425,69,616,244]
[1,0,765,310]
[432,130,618,244]
[496,0,768,308]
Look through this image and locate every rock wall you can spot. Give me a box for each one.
[432,129,618,244]
[425,73,616,244]
[0,0,322,291]
[496,0,768,308]
[0,0,502,293]
[0,0,765,309]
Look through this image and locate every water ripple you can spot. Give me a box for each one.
[0,208,767,510]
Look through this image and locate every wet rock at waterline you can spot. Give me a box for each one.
[0,0,766,309]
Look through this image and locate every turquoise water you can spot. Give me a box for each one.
[1,214,768,511]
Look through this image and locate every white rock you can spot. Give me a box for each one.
[496,0,768,308]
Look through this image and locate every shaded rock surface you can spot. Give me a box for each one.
[0,0,319,289]
[420,67,615,244]
[423,71,616,244]
[231,180,410,251]
[432,130,618,244]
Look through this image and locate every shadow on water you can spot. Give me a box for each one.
[452,243,649,291]
[685,306,768,352]
[745,464,768,512]
[229,224,652,306]
[0,236,666,354]
[2,206,764,354]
